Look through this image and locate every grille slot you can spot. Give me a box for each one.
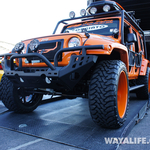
[27,39,63,62]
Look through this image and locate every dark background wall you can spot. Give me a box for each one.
[114,0,150,30]
[91,0,150,30]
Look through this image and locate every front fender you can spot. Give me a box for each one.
[110,43,129,72]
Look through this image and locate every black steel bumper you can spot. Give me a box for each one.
[2,45,104,91]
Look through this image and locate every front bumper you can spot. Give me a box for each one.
[2,45,104,91]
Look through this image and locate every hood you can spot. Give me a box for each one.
[21,32,126,55]
[22,32,119,47]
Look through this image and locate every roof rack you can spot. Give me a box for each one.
[127,11,141,25]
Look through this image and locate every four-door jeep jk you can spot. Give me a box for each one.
[0,1,149,129]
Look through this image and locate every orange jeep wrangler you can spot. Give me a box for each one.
[0,1,149,129]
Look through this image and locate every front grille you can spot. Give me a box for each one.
[27,39,63,62]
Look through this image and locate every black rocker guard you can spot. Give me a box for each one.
[2,45,104,91]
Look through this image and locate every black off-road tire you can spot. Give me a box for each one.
[89,60,129,129]
[136,68,150,99]
[0,74,43,113]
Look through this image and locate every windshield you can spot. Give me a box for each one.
[63,19,119,37]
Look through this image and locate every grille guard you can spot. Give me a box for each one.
[1,45,104,90]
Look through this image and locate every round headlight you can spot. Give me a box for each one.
[90,7,97,15]
[29,39,39,52]
[69,11,75,19]
[13,42,24,53]
[103,5,111,12]
[68,37,80,48]
[80,9,86,17]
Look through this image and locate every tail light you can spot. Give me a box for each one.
[0,63,3,70]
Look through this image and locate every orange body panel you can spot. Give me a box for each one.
[139,59,149,76]
[128,67,140,80]
[16,18,129,69]
[15,17,125,67]
[13,15,147,81]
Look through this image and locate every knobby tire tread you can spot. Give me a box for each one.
[0,74,42,113]
[89,60,129,129]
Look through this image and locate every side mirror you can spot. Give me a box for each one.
[127,33,137,43]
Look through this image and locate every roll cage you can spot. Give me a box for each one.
[53,2,147,58]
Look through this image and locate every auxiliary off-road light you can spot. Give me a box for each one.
[13,42,24,53]
[68,37,80,48]
[103,5,111,12]
[29,39,39,52]
[69,11,75,18]
[80,9,86,17]
[90,7,97,14]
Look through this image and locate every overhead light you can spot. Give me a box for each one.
[103,5,111,12]
[80,9,86,17]
[90,7,97,15]
[69,11,75,18]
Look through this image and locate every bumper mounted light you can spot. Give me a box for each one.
[29,39,40,52]
[13,42,25,54]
